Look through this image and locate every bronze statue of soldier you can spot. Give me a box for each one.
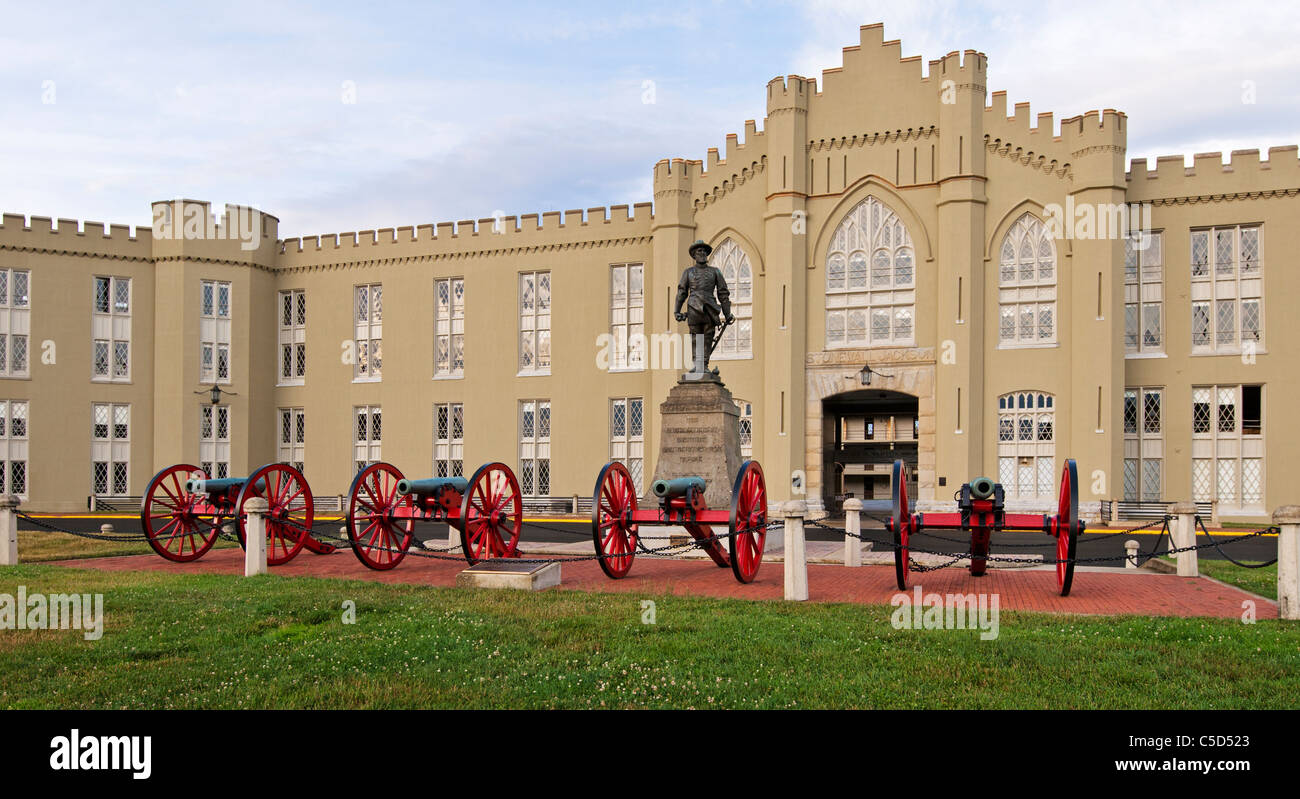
[674,240,734,380]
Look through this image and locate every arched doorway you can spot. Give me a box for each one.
[822,388,918,511]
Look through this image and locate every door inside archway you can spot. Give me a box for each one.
[822,389,918,512]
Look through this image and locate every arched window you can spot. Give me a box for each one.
[825,196,915,347]
[997,391,1055,499]
[709,239,752,358]
[998,213,1056,346]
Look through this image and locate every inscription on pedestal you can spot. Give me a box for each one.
[648,379,744,509]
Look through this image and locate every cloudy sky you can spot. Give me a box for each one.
[1,0,1296,237]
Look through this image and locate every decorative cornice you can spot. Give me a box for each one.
[1071,144,1125,158]
[1143,188,1300,206]
[275,235,654,274]
[0,243,153,263]
[985,137,1072,180]
[806,346,936,366]
[808,126,938,153]
[694,159,767,211]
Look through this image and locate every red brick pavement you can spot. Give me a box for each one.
[48,548,1277,618]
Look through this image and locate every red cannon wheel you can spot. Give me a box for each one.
[890,459,911,590]
[728,460,767,583]
[347,462,415,571]
[459,462,522,564]
[236,463,315,566]
[140,464,221,562]
[592,461,639,579]
[1056,459,1081,596]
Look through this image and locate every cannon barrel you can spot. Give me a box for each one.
[969,477,996,500]
[186,477,247,494]
[396,477,469,497]
[651,476,707,499]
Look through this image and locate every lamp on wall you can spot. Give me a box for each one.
[854,364,893,387]
[195,385,237,405]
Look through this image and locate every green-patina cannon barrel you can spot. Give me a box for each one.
[396,477,469,497]
[969,477,996,500]
[186,477,250,494]
[651,476,707,499]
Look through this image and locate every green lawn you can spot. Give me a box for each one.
[17,529,238,563]
[1,564,1297,709]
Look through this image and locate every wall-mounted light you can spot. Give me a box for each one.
[195,385,238,405]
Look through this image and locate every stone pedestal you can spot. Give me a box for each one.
[456,560,560,591]
[648,378,743,510]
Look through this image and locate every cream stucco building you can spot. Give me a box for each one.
[0,23,1295,521]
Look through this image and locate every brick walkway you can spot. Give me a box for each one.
[47,546,1278,619]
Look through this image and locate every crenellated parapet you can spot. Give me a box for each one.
[150,199,281,268]
[0,212,153,261]
[983,94,1127,185]
[1126,146,1300,204]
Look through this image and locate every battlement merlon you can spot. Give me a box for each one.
[766,75,815,114]
[0,212,154,260]
[1125,146,1300,202]
[148,200,281,266]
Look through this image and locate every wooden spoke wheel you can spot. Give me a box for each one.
[890,459,911,590]
[459,462,522,564]
[728,460,767,584]
[1056,459,1081,596]
[140,464,221,562]
[236,463,315,566]
[592,461,639,579]
[347,462,415,571]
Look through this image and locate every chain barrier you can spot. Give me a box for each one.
[1194,516,1279,569]
[16,511,151,543]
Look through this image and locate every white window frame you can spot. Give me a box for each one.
[0,400,29,497]
[996,391,1056,499]
[353,284,383,381]
[199,404,231,479]
[710,242,753,359]
[519,399,551,495]
[609,264,645,370]
[1124,232,1163,357]
[1190,226,1262,355]
[997,214,1057,348]
[277,407,305,472]
[434,402,464,478]
[92,402,130,496]
[92,275,132,382]
[519,272,551,375]
[734,399,754,458]
[200,280,232,384]
[1191,384,1264,511]
[0,269,31,379]
[825,196,916,348]
[278,289,306,386]
[610,398,644,493]
[434,278,465,378]
[1123,388,1164,501]
[354,405,381,472]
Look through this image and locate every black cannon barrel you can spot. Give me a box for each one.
[651,476,707,499]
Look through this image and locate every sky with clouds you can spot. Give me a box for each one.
[1,0,1296,237]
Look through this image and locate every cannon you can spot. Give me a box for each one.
[140,462,332,565]
[344,462,522,570]
[886,458,1083,596]
[591,460,768,584]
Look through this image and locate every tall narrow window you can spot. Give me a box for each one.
[1192,385,1263,509]
[996,391,1055,499]
[610,398,644,492]
[734,399,754,457]
[434,278,465,377]
[519,272,551,373]
[354,405,381,472]
[0,269,31,378]
[519,399,551,495]
[199,404,230,479]
[200,280,231,383]
[278,289,306,385]
[1123,388,1163,501]
[609,264,645,369]
[91,403,130,496]
[277,408,305,472]
[825,196,916,347]
[354,284,382,380]
[1190,226,1262,353]
[1124,233,1163,355]
[998,214,1057,346]
[710,241,753,358]
[434,403,464,477]
[92,276,131,381]
[0,400,28,497]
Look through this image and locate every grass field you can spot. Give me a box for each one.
[17,530,239,563]
[2,563,1297,710]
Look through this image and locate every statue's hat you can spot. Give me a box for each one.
[688,239,712,256]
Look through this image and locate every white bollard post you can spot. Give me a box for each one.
[243,496,269,577]
[100,524,114,536]
[783,500,808,601]
[842,498,862,567]
[0,495,18,566]
[1124,539,1140,569]
[1168,502,1199,577]
[1273,505,1300,621]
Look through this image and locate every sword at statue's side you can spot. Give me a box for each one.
[704,317,734,364]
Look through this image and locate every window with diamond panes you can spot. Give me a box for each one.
[199,404,230,479]
[199,280,231,383]
[434,403,464,478]
[92,276,131,381]
[91,403,130,496]
[0,269,31,378]
[277,408,305,472]
[278,290,306,385]
[998,214,1057,346]
[709,242,753,358]
[734,399,754,458]
[519,272,551,373]
[519,400,550,495]
[434,278,465,377]
[354,284,382,380]
[609,264,645,369]
[997,391,1055,499]
[354,406,381,472]
[825,196,916,348]
[1190,226,1261,353]
[1124,233,1163,355]
[0,400,28,496]
[1123,388,1163,501]
[610,398,644,493]
[1191,385,1263,509]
